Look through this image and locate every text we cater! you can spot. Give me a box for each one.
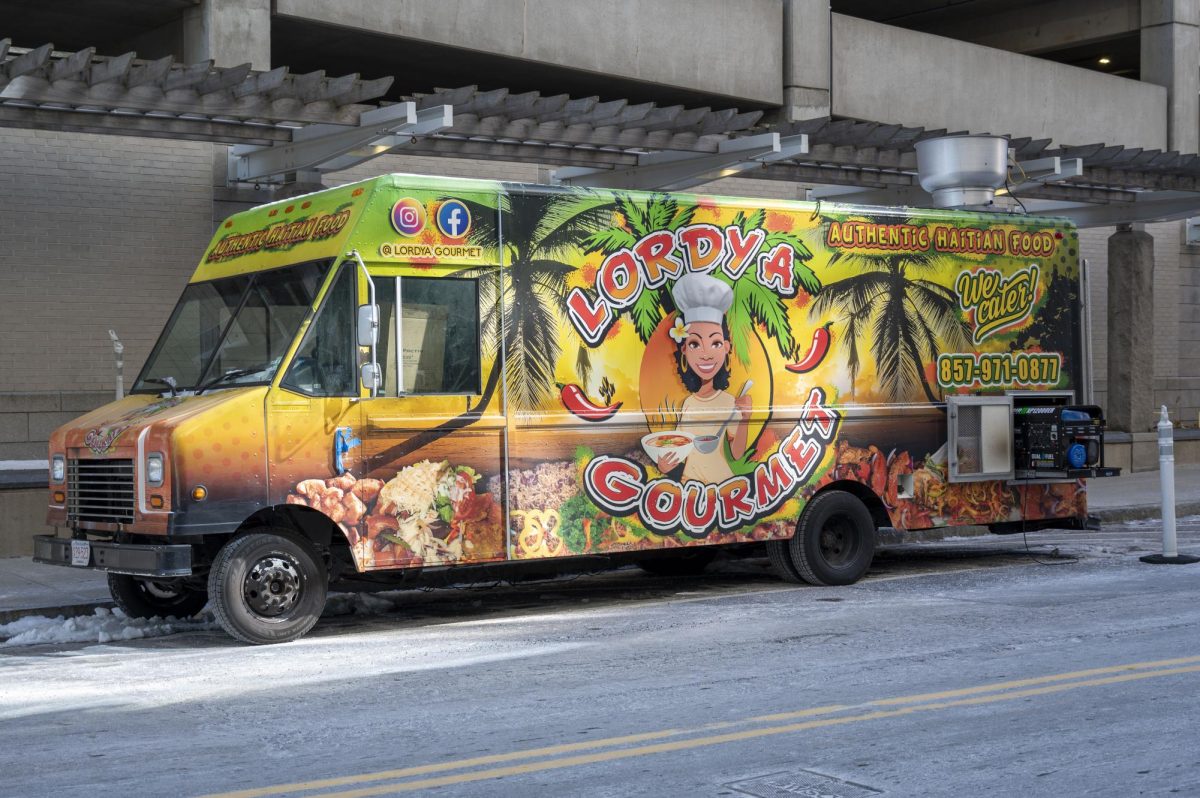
[33,173,1115,645]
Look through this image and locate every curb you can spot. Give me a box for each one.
[0,601,114,625]
[1092,500,1200,524]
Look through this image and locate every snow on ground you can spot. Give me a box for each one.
[0,587,446,648]
[0,607,217,647]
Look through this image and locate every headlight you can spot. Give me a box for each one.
[51,455,65,483]
[146,453,164,486]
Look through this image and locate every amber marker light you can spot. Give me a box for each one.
[192,486,208,502]
[149,495,165,509]
[52,491,66,504]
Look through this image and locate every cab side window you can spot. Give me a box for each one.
[282,265,356,396]
[397,277,480,395]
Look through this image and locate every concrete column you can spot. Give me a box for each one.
[1141,0,1200,152]
[1107,225,1156,432]
[183,0,271,70]
[784,0,831,121]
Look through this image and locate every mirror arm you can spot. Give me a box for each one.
[348,249,378,398]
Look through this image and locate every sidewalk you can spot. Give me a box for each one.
[0,555,113,624]
[3,464,1198,626]
[1085,462,1200,521]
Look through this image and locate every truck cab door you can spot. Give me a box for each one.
[355,268,507,570]
[267,261,364,552]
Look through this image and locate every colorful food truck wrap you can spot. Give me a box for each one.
[47,174,1087,578]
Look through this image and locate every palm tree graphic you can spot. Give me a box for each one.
[811,214,969,403]
[460,188,615,410]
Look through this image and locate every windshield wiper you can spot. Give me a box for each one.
[196,368,258,395]
[143,376,179,397]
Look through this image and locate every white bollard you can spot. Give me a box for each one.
[1140,405,1199,564]
[1159,405,1177,557]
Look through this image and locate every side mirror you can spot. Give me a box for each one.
[360,362,381,391]
[357,304,379,347]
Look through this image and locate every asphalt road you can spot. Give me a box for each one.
[2,520,1199,798]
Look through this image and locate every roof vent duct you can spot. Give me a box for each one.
[915,134,1010,208]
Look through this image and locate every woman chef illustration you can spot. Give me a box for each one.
[656,273,752,484]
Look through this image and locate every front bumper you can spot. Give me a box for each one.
[33,535,193,577]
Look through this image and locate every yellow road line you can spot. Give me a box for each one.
[312,665,1200,798]
[199,656,1200,798]
[193,706,849,798]
[744,654,1200,723]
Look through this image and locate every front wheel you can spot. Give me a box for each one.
[208,531,328,645]
[107,574,208,619]
[788,490,876,586]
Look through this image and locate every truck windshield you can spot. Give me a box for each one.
[132,260,330,394]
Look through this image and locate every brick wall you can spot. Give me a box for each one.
[0,129,215,458]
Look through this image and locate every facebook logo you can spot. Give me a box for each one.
[436,199,472,239]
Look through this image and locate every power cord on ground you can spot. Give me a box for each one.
[1019,476,1079,565]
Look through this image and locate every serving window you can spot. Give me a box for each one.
[376,276,481,397]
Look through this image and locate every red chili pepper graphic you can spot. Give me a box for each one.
[557,382,622,422]
[785,322,834,374]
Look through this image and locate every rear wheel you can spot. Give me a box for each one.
[788,490,876,586]
[107,574,208,619]
[208,531,328,645]
[765,539,804,584]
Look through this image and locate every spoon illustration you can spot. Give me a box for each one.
[692,380,753,454]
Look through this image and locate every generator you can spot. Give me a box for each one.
[1012,404,1119,479]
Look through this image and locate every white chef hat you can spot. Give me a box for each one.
[672,273,734,326]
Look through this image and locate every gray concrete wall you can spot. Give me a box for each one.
[784,0,832,119]
[831,13,1168,150]
[1082,220,1200,432]
[0,490,48,557]
[183,0,272,70]
[0,129,214,458]
[273,0,785,104]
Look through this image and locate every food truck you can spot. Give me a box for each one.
[34,174,1117,644]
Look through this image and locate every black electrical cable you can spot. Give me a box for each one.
[1019,476,1078,565]
[1006,158,1030,214]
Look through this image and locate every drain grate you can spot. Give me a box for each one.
[726,769,882,798]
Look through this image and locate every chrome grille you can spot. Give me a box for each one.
[68,458,135,524]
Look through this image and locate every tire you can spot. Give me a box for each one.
[788,490,876,586]
[765,539,804,584]
[108,574,208,619]
[207,531,328,645]
[637,548,716,576]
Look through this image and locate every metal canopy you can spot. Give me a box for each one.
[6,41,1200,226]
[551,132,810,191]
[0,40,393,143]
[228,103,452,182]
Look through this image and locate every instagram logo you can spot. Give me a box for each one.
[390,198,426,236]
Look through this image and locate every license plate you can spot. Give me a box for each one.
[70,540,91,567]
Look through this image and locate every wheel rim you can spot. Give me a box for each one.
[243,555,303,617]
[818,516,859,567]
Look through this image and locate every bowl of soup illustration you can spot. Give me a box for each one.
[641,430,695,465]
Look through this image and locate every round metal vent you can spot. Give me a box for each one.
[915,135,1010,208]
